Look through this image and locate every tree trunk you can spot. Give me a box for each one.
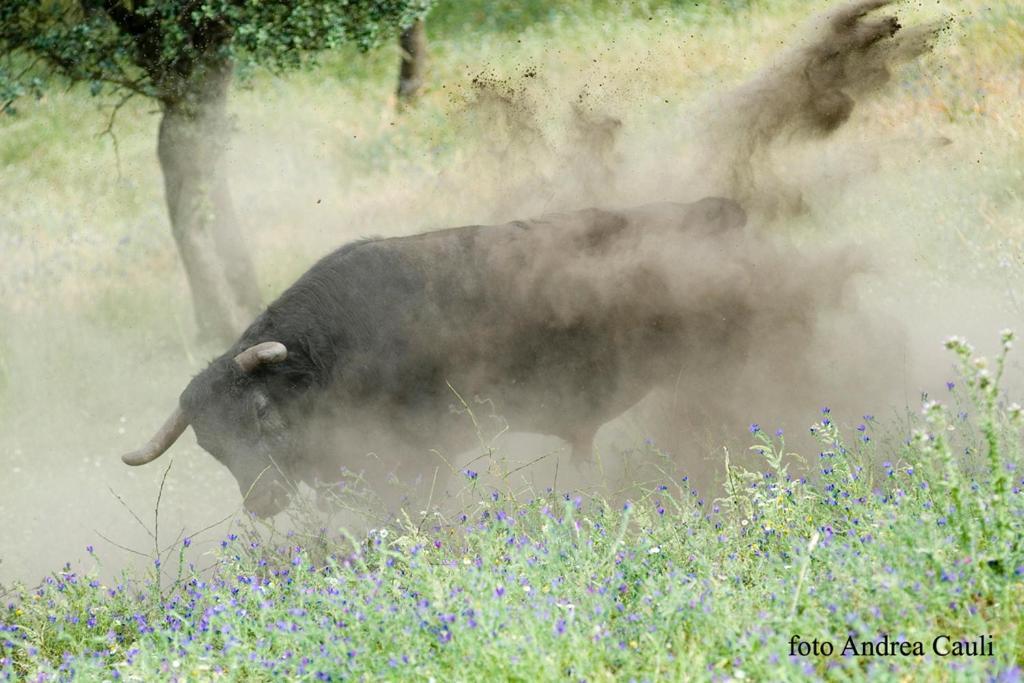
[156,55,261,345]
[396,19,427,106]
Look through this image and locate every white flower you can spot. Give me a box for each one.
[944,335,973,353]
[648,546,661,555]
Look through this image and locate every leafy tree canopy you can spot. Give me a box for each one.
[1,0,432,112]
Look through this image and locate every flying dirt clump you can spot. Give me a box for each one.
[445,1,948,226]
[691,0,950,218]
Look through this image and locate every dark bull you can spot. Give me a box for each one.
[124,197,843,517]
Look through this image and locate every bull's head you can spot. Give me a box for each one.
[122,341,295,517]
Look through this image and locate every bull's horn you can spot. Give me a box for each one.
[234,341,288,373]
[121,407,189,466]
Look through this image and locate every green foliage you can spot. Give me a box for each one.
[427,0,763,36]
[0,0,433,110]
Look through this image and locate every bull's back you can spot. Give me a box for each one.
[256,197,748,441]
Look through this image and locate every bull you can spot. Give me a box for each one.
[123,197,850,517]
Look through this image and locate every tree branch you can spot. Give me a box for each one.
[99,90,135,177]
[80,0,154,38]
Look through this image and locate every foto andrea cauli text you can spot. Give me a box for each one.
[789,634,994,658]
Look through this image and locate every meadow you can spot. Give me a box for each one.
[2,342,1024,680]
[1,0,1024,679]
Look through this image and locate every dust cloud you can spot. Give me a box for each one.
[2,0,1017,587]
[391,0,959,487]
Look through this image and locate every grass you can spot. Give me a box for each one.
[1,0,1024,679]
[2,336,1023,680]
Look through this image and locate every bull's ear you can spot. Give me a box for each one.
[235,342,288,373]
